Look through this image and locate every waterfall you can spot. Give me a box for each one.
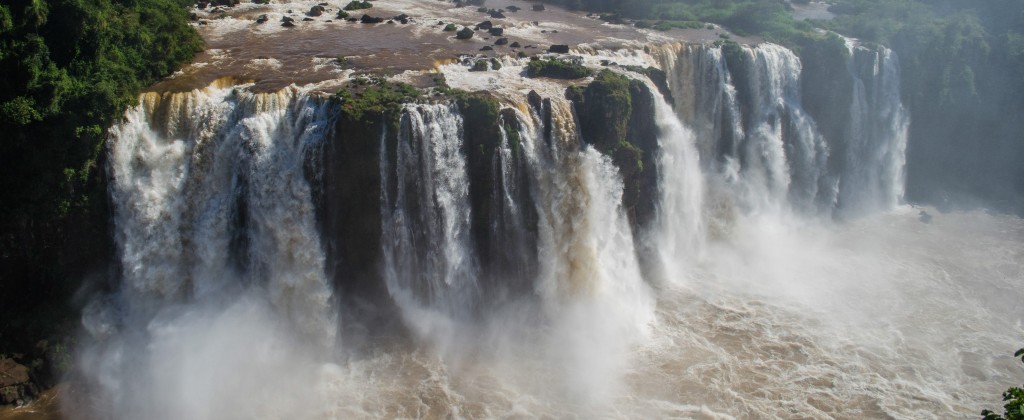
[380,102,481,322]
[107,85,336,342]
[642,77,705,283]
[836,41,910,218]
[79,33,935,418]
[654,41,904,219]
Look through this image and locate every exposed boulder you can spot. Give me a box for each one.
[471,59,489,71]
[255,14,268,23]
[527,90,543,115]
[456,27,475,39]
[303,17,315,21]
[0,359,37,406]
[393,13,409,24]
[488,27,503,36]
[360,14,384,23]
[494,37,508,45]
[510,41,521,48]
[532,3,544,11]
[476,20,493,30]
[480,45,494,51]
[505,5,520,12]
[489,9,506,18]
[308,4,326,16]
[547,44,570,53]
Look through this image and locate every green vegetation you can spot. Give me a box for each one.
[443,23,457,31]
[336,10,350,18]
[336,77,422,122]
[343,0,372,11]
[983,347,1024,420]
[651,20,704,31]
[526,58,593,79]
[471,59,489,71]
[567,69,659,227]
[0,0,201,379]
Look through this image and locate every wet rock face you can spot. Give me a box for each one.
[548,44,570,53]
[0,359,37,406]
[360,14,384,23]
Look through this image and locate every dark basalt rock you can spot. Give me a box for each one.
[308,4,326,16]
[393,14,409,24]
[568,70,660,230]
[0,359,38,406]
[476,20,493,30]
[509,41,521,48]
[488,27,503,36]
[527,90,543,116]
[360,14,384,23]
[303,17,315,21]
[456,27,475,39]
[282,21,296,27]
[548,44,570,53]
[255,14,268,23]
[494,37,508,45]
[480,45,494,51]
[505,5,520,12]
[347,17,357,21]
[532,3,544,11]
[489,9,506,18]
[281,16,294,23]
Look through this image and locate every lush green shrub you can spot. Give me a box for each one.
[335,77,422,121]
[343,0,372,11]
[526,58,593,79]
[983,348,1024,420]
[0,0,201,362]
